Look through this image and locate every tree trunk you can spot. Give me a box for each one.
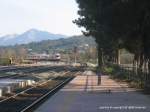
[148,60,150,76]
[144,60,148,74]
[146,60,150,88]
[117,49,121,65]
[97,45,103,68]
[139,53,144,71]
[133,54,139,75]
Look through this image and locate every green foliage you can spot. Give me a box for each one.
[0,36,97,64]
[74,0,150,85]
[0,58,11,65]
[104,67,114,74]
[74,0,125,67]
[14,36,95,53]
[104,64,148,89]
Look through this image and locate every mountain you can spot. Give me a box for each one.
[0,29,67,46]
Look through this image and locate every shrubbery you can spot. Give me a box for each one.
[103,64,148,89]
[0,58,11,65]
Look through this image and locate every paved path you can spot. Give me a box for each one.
[35,71,150,112]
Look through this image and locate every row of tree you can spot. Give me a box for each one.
[74,0,150,73]
[0,47,27,64]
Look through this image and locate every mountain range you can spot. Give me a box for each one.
[0,29,67,46]
[0,29,96,53]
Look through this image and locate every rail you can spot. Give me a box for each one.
[0,70,75,112]
[21,77,72,112]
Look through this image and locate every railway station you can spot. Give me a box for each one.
[0,0,150,112]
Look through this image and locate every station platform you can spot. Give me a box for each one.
[35,71,150,112]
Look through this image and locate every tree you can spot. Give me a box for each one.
[74,0,118,67]
[74,0,150,87]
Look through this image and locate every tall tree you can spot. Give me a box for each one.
[74,0,117,67]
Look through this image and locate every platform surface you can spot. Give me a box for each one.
[35,71,150,112]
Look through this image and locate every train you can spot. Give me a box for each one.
[26,53,61,61]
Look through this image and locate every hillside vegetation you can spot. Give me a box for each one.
[9,35,96,53]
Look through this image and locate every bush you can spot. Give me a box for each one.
[104,67,114,74]
[105,64,147,89]
[0,58,11,65]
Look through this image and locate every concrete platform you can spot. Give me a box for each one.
[35,71,150,112]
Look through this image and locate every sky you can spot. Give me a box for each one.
[0,0,82,37]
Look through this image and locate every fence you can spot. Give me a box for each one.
[109,63,150,88]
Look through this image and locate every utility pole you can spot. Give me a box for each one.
[67,51,70,65]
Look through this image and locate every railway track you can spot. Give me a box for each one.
[0,66,68,99]
[21,76,73,112]
[0,70,76,112]
[0,65,66,79]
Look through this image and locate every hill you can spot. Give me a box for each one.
[0,29,67,46]
[11,35,96,53]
